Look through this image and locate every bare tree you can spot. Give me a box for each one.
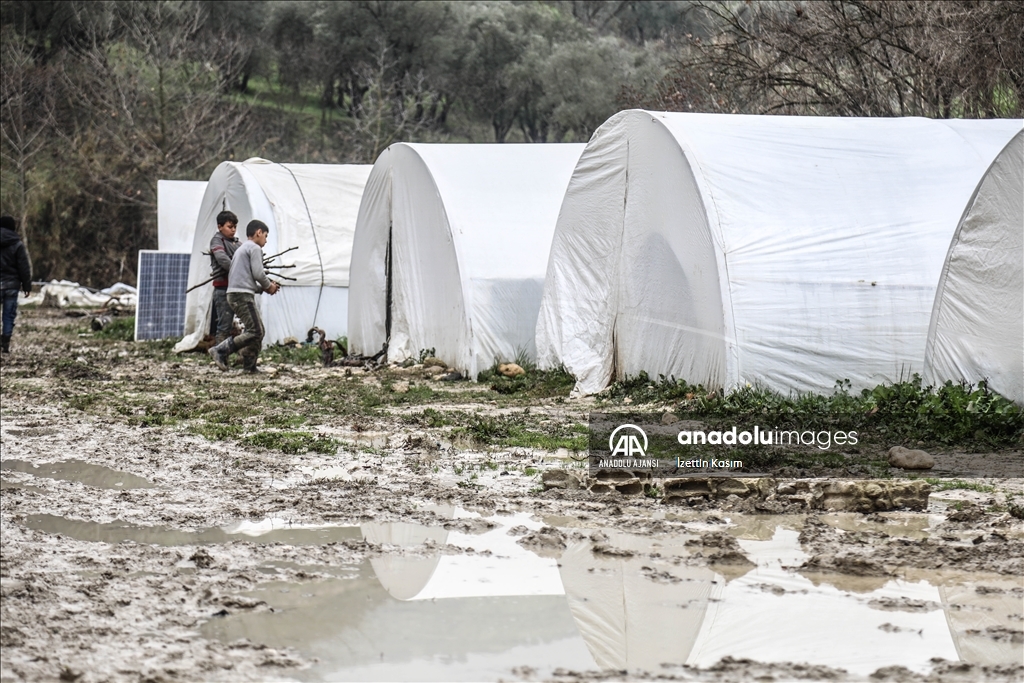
[648,1,1024,118]
[0,30,56,256]
[57,1,252,209]
[347,43,441,162]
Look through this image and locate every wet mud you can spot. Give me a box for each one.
[1,309,1022,682]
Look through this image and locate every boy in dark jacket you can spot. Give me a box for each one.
[209,210,240,343]
[0,215,33,353]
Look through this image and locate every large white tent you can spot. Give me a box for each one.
[924,130,1023,404]
[347,143,584,377]
[174,159,371,352]
[536,111,1022,395]
[157,180,207,253]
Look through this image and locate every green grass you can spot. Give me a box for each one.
[924,479,996,493]
[477,359,576,398]
[604,373,1023,451]
[94,316,135,341]
[240,430,340,455]
[456,412,588,450]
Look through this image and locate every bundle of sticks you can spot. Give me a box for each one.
[186,246,299,293]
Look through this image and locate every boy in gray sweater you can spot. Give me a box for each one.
[208,220,279,372]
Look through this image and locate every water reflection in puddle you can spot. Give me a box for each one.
[0,459,154,490]
[22,515,362,546]
[19,500,1020,678]
[205,511,1020,680]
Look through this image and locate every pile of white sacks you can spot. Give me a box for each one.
[20,280,138,309]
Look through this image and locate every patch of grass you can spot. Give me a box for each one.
[260,343,324,366]
[53,358,109,381]
[923,478,996,493]
[605,373,1023,450]
[190,423,243,441]
[402,408,453,428]
[478,361,576,398]
[240,430,340,455]
[95,316,135,341]
[457,412,588,450]
[264,413,308,428]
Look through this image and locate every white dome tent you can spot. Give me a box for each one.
[924,130,1024,404]
[174,158,371,352]
[348,143,584,377]
[536,111,1022,396]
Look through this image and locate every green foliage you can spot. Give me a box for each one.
[923,479,995,493]
[95,316,135,341]
[190,423,243,441]
[240,430,340,455]
[260,343,323,365]
[606,373,1023,450]
[478,356,575,397]
[457,412,588,450]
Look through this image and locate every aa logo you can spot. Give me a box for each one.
[608,424,647,458]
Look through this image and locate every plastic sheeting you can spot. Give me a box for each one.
[174,159,371,352]
[536,111,1023,395]
[348,143,585,378]
[925,131,1024,404]
[157,180,207,253]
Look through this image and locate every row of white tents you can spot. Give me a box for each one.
[168,111,1022,403]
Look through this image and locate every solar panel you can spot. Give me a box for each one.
[135,250,190,341]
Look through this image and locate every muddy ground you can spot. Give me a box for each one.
[1,308,1022,683]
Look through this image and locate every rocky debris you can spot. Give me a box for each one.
[868,596,941,612]
[888,446,935,470]
[423,365,445,377]
[664,477,775,504]
[498,363,525,377]
[776,480,931,512]
[685,531,755,567]
[541,469,583,490]
[506,524,530,537]
[391,380,410,394]
[442,517,497,534]
[801,552,891,577]
[422,356,446,368]
[517,526,566,557]
[589,469,647,495]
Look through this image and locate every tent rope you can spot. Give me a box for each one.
[274,162,325,327]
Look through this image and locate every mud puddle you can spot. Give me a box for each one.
[21,514,362,546]
[0,459,154,489]
[204,510,595,681]
[203,511,1022,680]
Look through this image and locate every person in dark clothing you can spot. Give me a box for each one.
[209,210,240,344]
[0,215,33,354]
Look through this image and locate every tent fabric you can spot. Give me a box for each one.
[347,143,585,378]
[925,130,1024,404]
[157,180,207,253]
[174,159,371,352]
[536,111,1023,396]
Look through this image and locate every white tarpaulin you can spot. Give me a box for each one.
[925,130,1024,404]
[157,180,207,253]
[348,143,585,378]
[174,159,371,352]
[536,111,1022,395]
